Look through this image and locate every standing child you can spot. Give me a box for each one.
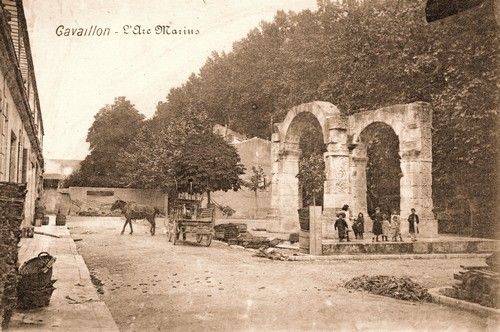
[408,208,419,241]
[371,207,383,242]
[391,214,403,242]
[354,213,365,240]
[335,212,349,242]
[382,213,391,241]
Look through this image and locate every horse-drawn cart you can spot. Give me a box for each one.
[166,196,214,247]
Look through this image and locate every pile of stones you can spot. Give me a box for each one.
[214,223,247,241]
[345,275,432,302]
[0,182,27,328]
[446,253,500,308]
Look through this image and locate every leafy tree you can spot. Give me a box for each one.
[64,97,145,187]
[242,165,271,218]
[120,108,245,205]
[174,131,245,203]
[296,154,326,207]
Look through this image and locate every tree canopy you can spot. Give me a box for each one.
[118,108,244,201]
[64,97,145,187]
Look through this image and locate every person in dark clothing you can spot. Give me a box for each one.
[353,212,365,239]
[408,208,419,241]
[335,212,349,242]
[371,207,383,242]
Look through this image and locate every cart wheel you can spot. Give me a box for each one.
[204,234,213,247]
[196,234,203,243]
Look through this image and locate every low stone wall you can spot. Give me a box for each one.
[70,187,167,215]
[0,182,27,328]
[322,239,499,255]
[43,187,167,215]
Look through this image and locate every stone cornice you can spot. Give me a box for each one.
[16,1,44,136]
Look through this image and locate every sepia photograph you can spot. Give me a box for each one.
[0,0,499,331]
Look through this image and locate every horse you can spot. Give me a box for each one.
[110,200,159,236]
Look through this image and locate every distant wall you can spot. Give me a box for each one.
[41,188,60,213]
[211,187,271,219]
[236,137,271,178]
[42,187,167,215]
[210,137,272,218]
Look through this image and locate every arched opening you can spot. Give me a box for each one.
[285,112,326,208]
[359,122,401,217]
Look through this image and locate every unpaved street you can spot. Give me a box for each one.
[68,217,497,331]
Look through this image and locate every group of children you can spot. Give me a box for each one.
[334,205,419,243]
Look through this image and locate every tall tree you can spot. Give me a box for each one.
[120,108,245,204]
[64,97,145,187]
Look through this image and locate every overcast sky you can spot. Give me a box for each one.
[23,0,317,160]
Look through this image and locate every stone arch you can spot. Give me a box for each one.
[269,101,349,233]
[269,101,436,237]
[278,101,341,144]
[348,102,436,236]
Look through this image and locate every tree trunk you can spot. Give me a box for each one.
[207,191,211,206]
[254,190,258,219]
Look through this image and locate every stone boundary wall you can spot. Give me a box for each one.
[0,182,27,328]
[43,187,167,215]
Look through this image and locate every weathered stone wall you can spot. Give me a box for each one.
[210,137,272,219]
[68,187,167,215]
[0,66,41,229]
[0,182,27,328]
[41,188,60,213]
[211,187,271,219]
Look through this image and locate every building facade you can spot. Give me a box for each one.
[0,0,44,227]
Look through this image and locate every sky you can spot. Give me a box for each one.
[23,0,318,160]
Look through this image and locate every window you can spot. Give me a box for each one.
[9,130,17,182]
[21,148,28,183]
[87,190,114,197]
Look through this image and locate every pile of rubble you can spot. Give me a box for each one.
[447,253,500,308]
[253,247,290,261]
[0,182,27,328]
[214,223,280,249]
[345,275,432,302]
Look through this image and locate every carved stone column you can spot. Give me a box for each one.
[269,138,301,232]
[399,150,436,237]
[399,103,437,237]
[322,114,350,237]
[350,143,370,232]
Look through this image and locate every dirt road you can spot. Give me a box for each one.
[69,216,497,331]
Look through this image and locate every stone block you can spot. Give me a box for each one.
[477,240,498,253]
[412,242,429,254]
